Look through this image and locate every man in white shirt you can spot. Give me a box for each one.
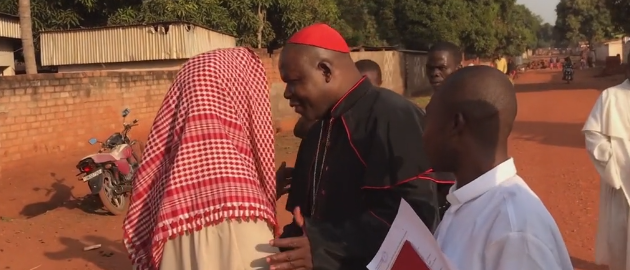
[582,55,630,270]
[422,66,573,270]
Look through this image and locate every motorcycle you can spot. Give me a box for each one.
[75,108,142,215]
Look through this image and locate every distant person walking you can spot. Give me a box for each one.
[507,57,517,81]
[588,50,595,68]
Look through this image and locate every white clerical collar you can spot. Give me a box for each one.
[446,158,517,205]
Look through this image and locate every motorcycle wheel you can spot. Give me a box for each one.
[98,169,130,215]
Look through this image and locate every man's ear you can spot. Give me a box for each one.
[317,61,332,83]
[453,112,465,135]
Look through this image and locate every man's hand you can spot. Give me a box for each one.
[276,162,293,200]
[267,207,313,270]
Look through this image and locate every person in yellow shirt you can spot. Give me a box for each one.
[494,55,508,74]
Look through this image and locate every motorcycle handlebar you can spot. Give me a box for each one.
[124,120,139,128]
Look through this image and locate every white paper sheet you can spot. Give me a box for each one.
[367,199,456,270]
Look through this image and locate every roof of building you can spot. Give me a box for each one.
[0,12,18,21]
[39,21,236,37]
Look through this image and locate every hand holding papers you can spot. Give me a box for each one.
[367,199,455,270]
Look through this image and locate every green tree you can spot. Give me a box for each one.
[555,0,617,46]
[536,23,555,48]
[501,4,541,55]
[268,0,342,45]
[605,0,630,34]
[460,0,501,56]
[394,0,468,50]
[0,0,341,49]
[334,0,381,46]
[0,0,548,58]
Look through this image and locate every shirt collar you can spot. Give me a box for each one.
[330,77,371,118]
[446,158,517,205]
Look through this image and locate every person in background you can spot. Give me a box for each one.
[423,41,463,215]
[582,53,630,270]
[268,23,451,270]
[562,57,574,83]
[354,59,383,86]
[581,56,587,69]
[507,57,517,81]
[426,41,462,91]
[549,56,556,70]
[293,59,383,139]
[588,50,595,68]
[123,47,278,270]
[556,56,561,69]
[495,54,507,74]
[423,66,573,270]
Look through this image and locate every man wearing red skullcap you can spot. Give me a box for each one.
[266,23,452,270]
[293,59,384,139]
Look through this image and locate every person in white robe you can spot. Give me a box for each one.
[423,66,573,270]
[582,62,630,270]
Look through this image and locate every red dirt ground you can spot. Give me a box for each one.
[0,69,625,270]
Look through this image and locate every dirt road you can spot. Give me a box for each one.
[0,68,624,269]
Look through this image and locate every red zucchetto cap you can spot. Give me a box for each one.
[287,23,349,53]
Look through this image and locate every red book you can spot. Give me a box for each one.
[391,240,430,270]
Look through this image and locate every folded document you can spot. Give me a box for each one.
[367,199,455,270]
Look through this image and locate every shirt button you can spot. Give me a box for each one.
[325,166,329,171]
[321,190,326,195]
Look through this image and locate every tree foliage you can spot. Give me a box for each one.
[604,0,630,34]
[536,23,555,48]
[0,0,547,57]
[555,0,618,46]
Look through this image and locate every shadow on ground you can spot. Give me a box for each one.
[512,121,585,149]
[19,172,110,218]
[514,69,623,93]
[44,235,129,270]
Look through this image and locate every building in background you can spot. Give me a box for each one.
[0,13,21,76]
[594,37,626,63]
[39,22,236,73]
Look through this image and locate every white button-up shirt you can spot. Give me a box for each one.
[434,158,573,270]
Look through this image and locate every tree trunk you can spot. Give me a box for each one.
[18,0,37,74]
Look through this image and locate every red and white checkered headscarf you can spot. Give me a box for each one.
[123,47,277,269]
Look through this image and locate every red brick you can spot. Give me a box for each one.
[0,65,291,169]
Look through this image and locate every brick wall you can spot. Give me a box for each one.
[255,51,302,132]
[0,71,177,166]
[0,49,415,174]
[0,65,301,174]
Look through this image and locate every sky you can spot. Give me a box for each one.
[517,0,559,24]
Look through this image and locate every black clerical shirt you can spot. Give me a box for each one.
[281,77,452,270]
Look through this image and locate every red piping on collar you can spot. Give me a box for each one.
[330,76,366,114]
